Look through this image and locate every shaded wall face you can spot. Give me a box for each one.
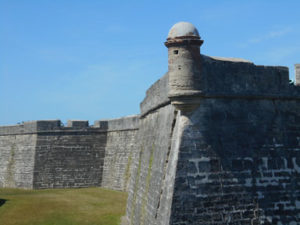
[170,98,300,225]
[0,134,37,189]
[200,56,290,96]
[33,132,106,189]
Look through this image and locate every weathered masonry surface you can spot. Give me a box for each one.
[171,98,300,225]
[1,22,300,225]
[122,64,300,225]
[0,133,37,189]
[0,116,139,191]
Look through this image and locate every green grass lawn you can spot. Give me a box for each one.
[0,187,127,225]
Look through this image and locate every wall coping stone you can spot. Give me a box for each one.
[0,116,140,136]
[94,115,139,131]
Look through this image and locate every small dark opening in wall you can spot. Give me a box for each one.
[178,65,181,70]
[173,50,178,55]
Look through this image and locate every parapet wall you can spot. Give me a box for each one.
[140,73,170,117]
[139,55,300,118]
[0,116,139,190]
[201,56,291,96]
[199,55,300,99]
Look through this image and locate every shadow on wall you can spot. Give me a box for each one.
[171,99,299,224]
[100,121,108,130]
[0,199,7,207]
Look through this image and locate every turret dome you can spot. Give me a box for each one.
[167,22,200,39]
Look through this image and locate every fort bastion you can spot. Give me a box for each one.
[1,22,300,225]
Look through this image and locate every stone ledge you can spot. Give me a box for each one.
[66,120,89,128]
[0,116,140,136]
[94,115,139,131]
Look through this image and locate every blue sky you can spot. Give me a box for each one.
[1,0,300,126]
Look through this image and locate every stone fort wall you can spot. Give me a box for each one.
[122,56,300,225]
[1,55,300,225]
[168,57,300,225]
[0,116,139,191]
[1,21,300,225]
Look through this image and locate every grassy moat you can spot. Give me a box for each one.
[0,187,127,225]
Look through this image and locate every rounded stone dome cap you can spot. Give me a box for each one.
[167,22,200,39]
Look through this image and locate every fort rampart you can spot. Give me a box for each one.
[0,116,139,191]
[122,55,300,224]
[1,22,300,225]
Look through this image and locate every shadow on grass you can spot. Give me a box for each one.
[0,199,7,207]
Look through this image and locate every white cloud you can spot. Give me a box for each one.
[257,46,300,63]
[249,27,293,43]
[238,27,293,48]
